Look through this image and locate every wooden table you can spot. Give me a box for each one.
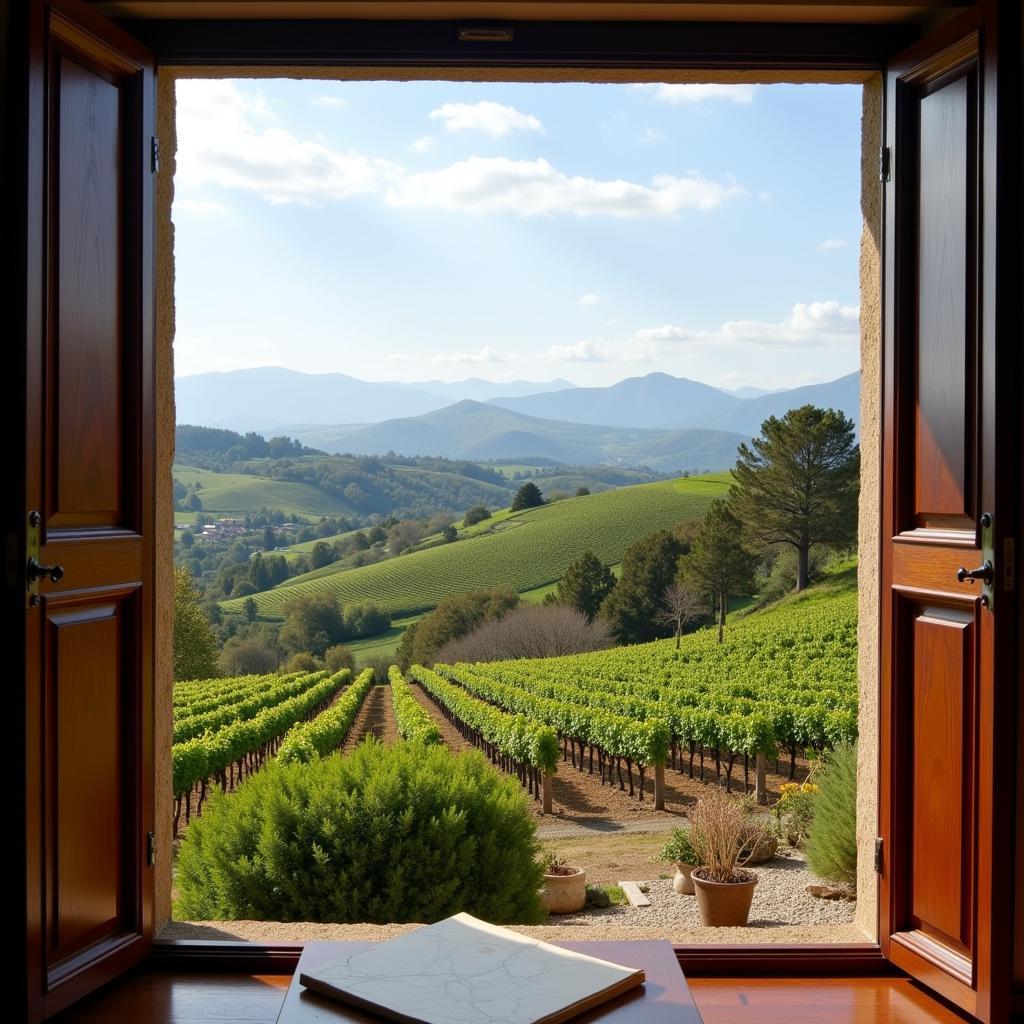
[276,940,703,1023]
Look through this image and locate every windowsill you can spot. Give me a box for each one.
[160,920,869,946]
[153,924,889,981]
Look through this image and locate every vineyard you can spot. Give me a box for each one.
[171,667,374,833]
[175,569,856,838]
[400,575,857,809]
[223,474,730,619]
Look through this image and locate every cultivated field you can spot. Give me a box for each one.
[172,464,356,519]
[223,473,731,619]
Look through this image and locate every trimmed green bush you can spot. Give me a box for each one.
[176,738,546,925]
[805,741,858,887]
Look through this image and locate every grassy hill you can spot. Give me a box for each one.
[464,559,858,701]
[223,473,732,619]
[172,465,356,519]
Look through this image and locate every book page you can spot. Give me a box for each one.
[299,914,643,1024]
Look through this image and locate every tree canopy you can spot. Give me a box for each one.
[600,529,688,644]
[731,405,859,590]
[679,499,758,642]
[173,565,220,680]
[396,587,519,669]
[511,482,544,511]
[557,551,616,622]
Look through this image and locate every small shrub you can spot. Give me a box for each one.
[324,644,355,673]
[585,884,611,908]
[177,739,546,925]
[463,506,491,527]
[660,828,700,866]
[805,741,857,887]
[773,781,819,847]
[283,651,321,673]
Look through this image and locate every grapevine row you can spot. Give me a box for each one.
[409,665,558,811]
[388,666,441,745]
[174,672,301,719]
[172,669,350,833]
[435,664,669,802]
[277,668,376,764]
[174,670,329,743]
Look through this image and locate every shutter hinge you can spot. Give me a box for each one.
[874,837,884,874]
[150,136,160,174]
[879,146,891,182]
[147,831,157,867]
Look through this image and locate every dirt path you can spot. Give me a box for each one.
[408,682,811,823]
[342,683,400,751]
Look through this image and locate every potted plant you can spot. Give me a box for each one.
[539,852,586,914]
[688,790,759,926]
[659,827,702,895]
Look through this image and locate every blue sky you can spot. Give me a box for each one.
[173,79,862,390]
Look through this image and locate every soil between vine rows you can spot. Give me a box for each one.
[404,682,813,824]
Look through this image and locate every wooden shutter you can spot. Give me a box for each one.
[879,2,1019,1020]
[22,1,155,1019]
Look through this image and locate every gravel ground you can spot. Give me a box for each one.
[554,855,856,930]
[164,853,860,945]
[535,818,685,839]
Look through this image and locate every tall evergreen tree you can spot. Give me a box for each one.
[731,405,859,591]
[600,529,687,644]
[557,551,616,622]
[511,482,544,511]
[679,500,758,643]
[173,565,220,680]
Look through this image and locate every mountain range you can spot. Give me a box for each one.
[175,367,859,472]
[278,401,748,475]
[174,367,576,430]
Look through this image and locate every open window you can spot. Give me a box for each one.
[13,1,1021,1022]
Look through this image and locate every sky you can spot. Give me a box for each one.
[173,79,862,391]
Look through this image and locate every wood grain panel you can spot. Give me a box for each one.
[52,603,123,958]
[909,608,974,955]
[55,53,122,524]
[914,71,971,526]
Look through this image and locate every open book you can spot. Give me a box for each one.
[297,913,645,1024]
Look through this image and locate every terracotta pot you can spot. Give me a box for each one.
[672,862,696,895]
[691,868,758,926]
[541,868,587,914]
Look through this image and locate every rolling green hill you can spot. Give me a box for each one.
[172,465,356,519]
[223,473,732,619]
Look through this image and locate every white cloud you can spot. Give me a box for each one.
[386,157,745,219]
[818,238,848,251]
[429,100,544,138]
[388,346,508,365]
[176,80,400,205]
[642,84,758,105]
[176,81,745,219]
[174,199,228,215]
[546,301,859,363]
[309,95,347,109]
[578,293,601,307]
[410,135,436,153]
[432,346,508,364]
[643,126,666,143]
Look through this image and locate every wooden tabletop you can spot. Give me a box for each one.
[276,940,703,1024]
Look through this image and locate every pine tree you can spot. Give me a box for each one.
[731,405,859,591]
[557,551,616,622]
[679,500,758,643]
[173,565,220,680]
[511,482,544,511]
[601,529,687,644]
